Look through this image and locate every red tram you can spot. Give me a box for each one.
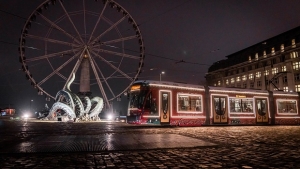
[126,80,300,126]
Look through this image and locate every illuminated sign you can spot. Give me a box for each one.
[236,95,246,98]
[131,85,140,91]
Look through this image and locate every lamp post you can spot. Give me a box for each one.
[30,100,33,113]
[160,71,165,81]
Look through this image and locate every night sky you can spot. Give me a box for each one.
[1,0,300,113]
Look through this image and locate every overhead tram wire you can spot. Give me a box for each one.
[137,0,192,27]
[0,38,210,66]
[0,4,209,66]
[103,44,210,66]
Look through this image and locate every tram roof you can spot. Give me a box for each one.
[209,86,299,96]
[208,86,269,94]
[133,80,205,90]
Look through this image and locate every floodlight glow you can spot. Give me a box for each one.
[107,114,113,120]
[23,113,29,119]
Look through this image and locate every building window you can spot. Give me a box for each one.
[274,78,278,84]
[271,47,275,55]
[263,50,266,58]
[248,66,252,71]
[236,76,240,82]
[280,55,285,62]
[293,61,300,70]
[292,39,296,48]
[242,75,247,81]
[272,67,278,75]
[248,56,252,62]
[296,84,300,92]
[283,86,288,92]
[281,65,286,72]
[272,58,277,65]
[250,82,254,88]
[290,51,298,58]
[231,78,235,84]
[217,81,221,86]
[294,73,300,81]
[237,84,241,88]
[226,79,229,85]
[265,80,269,86]
[257,81,261,87]
[283,76,287,83]
[243,83,247,88]
[264,70,269,76]
[249,73,253,80]
[214,83,217,86]
[255,53,258,61]
[281,44,284,52]
[255,71,261,78]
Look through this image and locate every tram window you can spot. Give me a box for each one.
[229,98,253,113]
[178,94,202,112]
[145,92,151,109]
[129,92,139,108]
[129,90,146,109]
[277,100,297,114]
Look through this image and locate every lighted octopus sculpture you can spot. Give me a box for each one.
[45,73,104,121]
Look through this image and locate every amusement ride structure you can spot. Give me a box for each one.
[18,0,145,120]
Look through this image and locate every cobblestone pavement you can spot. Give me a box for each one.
[0,117,300,168]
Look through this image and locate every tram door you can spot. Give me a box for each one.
[160,91,170,124]
[213,96,228,124]
[255,98,269,123]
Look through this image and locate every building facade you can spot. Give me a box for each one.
[205,26,300,92]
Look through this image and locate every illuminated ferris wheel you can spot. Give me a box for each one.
[18,0,145,106]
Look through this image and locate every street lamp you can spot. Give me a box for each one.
[160,71,165,81]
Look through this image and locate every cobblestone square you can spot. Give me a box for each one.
[0,118,300,168]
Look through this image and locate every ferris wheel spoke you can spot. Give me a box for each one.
[38,13,82,45]
[63,49,86,90]
[26,34,80,47]
[88,0,108,44]
[92,48,140,60]
[45,54,70,81]
[93,35,138,46]
[87,51,109,106]
[57,72,67,80]
[90,16,127,45]
[83,0,87,43]
[59,0,84,44]
[37,51,81,86]
[90,55,115,98]
[90,50,133,81]
[25,48,82,62]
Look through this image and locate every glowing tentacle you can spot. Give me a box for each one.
[82,96,92,114]
[47,102,76,120]
[55,90,75,111]
[89,97,104,117]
